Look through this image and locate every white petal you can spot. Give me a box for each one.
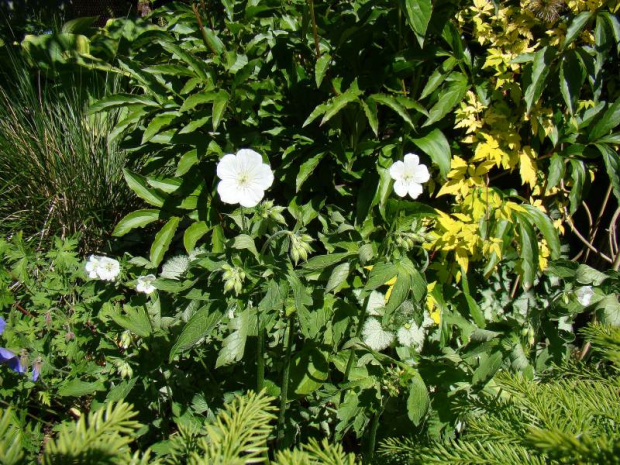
[218,179,241,205]
[253,163,274,190]
[412,164,430,183]
[216,154,239,180]
[403,153,420,168]
[389,161,405,180]
[393,179,409,197]
[407,182,424,199]
[238,186,264,208]
[236,149,264,174]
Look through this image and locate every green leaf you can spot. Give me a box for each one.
[589,99,620,141]
[569,160,585,214]
[142,112,179,144]
[111,306,152,338]
[106,378,137,402]
[216,309,250,368]
[524,46,556,115]
[516,214,538,290]
[407,375,430,426]
[233,234,259,258]
[303,252,355,271]
[546,154,565,192]
[58,380,105,397]
[150,217,181,267]
[112,209,160,237]
[420,57,457,100]
[123,169,165,207]
[364,263,398,293]
[560,51,585,115]
[461,269,486,328]
[596,295,620,326]
[361,98,379,137]
[320,91,360,126]
[212,91,229,131]
[289,345,329,396]
[562,12,593,50]
[595,144,620,203]
[576,264,608,285]
[169,305,223,360]
[522,205,561,260]
[370,93,414,128]
[411,129,451,178]
[315,53,331,88]
[176,150,199,177]
[89,94,159,114]
[147,177,181,193]
[183,221,208,254]
[326,262,350,293]
[180,92,217,112]
[62,16,98,33]
[403,0,433,45]
[472,351,503,386]
[296,153,325,192]
[423,73,469,127]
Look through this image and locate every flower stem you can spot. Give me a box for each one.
[276,315,295,449]
[257,313,265,392]
[364,399,385,464]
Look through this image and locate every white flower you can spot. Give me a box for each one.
[136,274,157,294]
[216,149,274,208]
[422,311,435,329]
[85,255,100,279]
[96,257,121,281]
[362,317,394,351]
[161,255,190,280]
[397,322,426,350]
[389,153,431,199]
[576,286,595,306]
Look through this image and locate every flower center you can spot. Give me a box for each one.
[238,174,250,186]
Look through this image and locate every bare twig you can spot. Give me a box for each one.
[308,0,321,58]
[563,207,613,263]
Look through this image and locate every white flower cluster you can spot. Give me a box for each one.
[85,255,121,281]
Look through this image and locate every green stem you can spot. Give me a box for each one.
[260,229,291,255]
[364,401,384,464]
[257,313,265,392]
[276,315,295,449]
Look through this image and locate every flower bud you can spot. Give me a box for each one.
[222,264,245,295]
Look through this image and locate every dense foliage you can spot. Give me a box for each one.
[2,0,620,462]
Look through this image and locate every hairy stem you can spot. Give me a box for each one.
[276,315,295,449]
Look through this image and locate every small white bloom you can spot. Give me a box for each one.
[85,255,100,279]
[136,274,157,294]
[362,317,394,351]
[576,286,595,306]
[216,149,274,208]
[389,153,431,199]
[397,322,426,350]
[96,257,121,281]
[161,255,190,280]
[422,311,435,329]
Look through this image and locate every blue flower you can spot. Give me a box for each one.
[0,317,6,335]
[0,348,25,374]
[31,358,42,382]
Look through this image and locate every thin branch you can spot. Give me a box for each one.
[563,207,613,263]
[308,0,321,59]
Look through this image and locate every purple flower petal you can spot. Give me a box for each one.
[0,317,6,335]
[0,347,16,363]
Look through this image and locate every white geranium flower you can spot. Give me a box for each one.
[362,317,394,351]
[96,257,121,281]
[161,255,190,280]
[136,274,157,294]
[389,153,431,199]
[85,255,100,279]
[576,286,595,306]
[216,149,274,208]
[397,322,426,350]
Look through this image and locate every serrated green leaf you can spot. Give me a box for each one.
[123,169,165,207]
[522,205,561,260]
[180,92,217,112]
[472,351,503,386]
[423,73,469,127]
[371,93,414,128]
[595,143,620,203]
[169,305,223,360]
[589,99,620,141]
[233,234,259,258]
[176,150,199,177]
[216,309,250,368]
[289,345,329,396]
[212,91,229,131]
[562,12,593,50]
[320,91,360,126]
[296,153,325,192]
[113,209,160,237]
[303,252,355,271]
[58,380,105,397]
[326,262,350,293]
[111,306,152,337]
[361,98,379,137]
[89,94,159,114]
[150,217,180,266]
[315,53,331,88]
[407,375,429,426]
[516,214,538,290]
[403,0,432,45]
[184,221,209,254]
[524,46,556,115]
